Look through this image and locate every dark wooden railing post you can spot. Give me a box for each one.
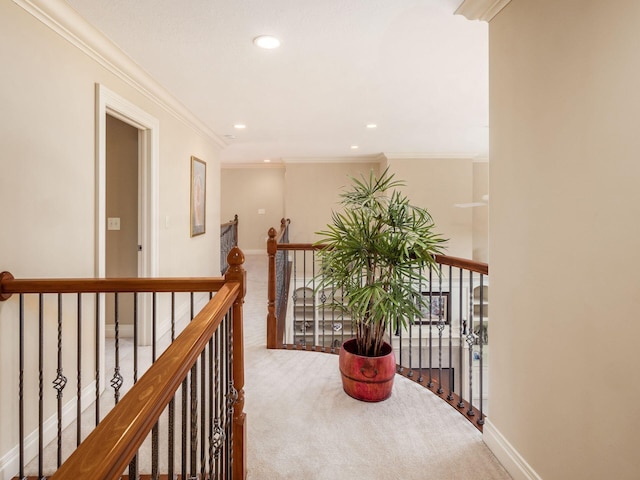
[266,228,278,349]
[225,246,247,480]
[234,214,239,245]
[0,271,15,301]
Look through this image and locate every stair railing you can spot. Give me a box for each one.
[266,218,290,349]
[220,214,239,274]
[0,248,247,479]
[265,225,489,430]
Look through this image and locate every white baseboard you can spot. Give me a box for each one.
[104,292,199,342]
[483,419,542,480]
[0,380,97,480]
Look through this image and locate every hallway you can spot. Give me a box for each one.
[242,254,510,479]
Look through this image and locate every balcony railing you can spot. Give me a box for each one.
[266,224,489,430]
[220,214,239,274]
[0,248,247,479]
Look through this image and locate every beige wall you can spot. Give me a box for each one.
[472,160,489,262]
[0,0,222,462]
[283,162,381,243]
[221,166,286,252]
[387,157,474,258]
[489,1,640,479]
[222,159,482,258]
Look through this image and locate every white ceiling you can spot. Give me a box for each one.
[65,0,487,164]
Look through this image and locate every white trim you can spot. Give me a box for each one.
[0,381,97,480]
[96,83,159,279]
[282,154,386,164]
[12,0,224,147]
[454,0,512,22]
[221,163,286,170]
[483,419,543,480]
[385,153,479,160]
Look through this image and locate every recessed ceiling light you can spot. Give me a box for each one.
[253,35,280,49]
[350,145,359,150]
[234,124,246,129]
[366,124,377,129]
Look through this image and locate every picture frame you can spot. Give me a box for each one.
[190,156,206,237]
[417,292,450,325]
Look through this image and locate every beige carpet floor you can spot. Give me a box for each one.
[242,254,511,480]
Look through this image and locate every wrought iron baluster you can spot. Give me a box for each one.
[427,268,433,388]
[478,274,485,425]
[320,287,327,350]
[226,312,236,480]
[181,377,188,480]
[215,327,225,478]
[128,453,138,480]
[38,293,44,479]
[95,293,101,425]
[437,270,445,394]
[418,267,424,383]
[208,336,215,480]
[171,292,176,342]
[152,291,157,362]
[54,293,68,468]
[152,420,159,480]
[111,292,123,403]
[409,267,416,378]
[292,251,298,346]
[190,362,198,477]
[457,269,465,409]
[200,348,206,478]
[76,293,82,446]
[466,271,476,417]
[447,266,454,401]
[19,294,25,479]
[133,293,138,384]
[168,396,175,480]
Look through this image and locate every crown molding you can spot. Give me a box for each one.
[454,0,512,22]
[13,0,225,148]
[221,163,286,170]
[282,154,386,165]
[385,153,479,160]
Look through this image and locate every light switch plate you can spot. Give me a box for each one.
[107,217,121,230]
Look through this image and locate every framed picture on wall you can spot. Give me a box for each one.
[417,292,450,324]
[190,156,206,236]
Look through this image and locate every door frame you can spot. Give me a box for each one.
[96,83,159,346]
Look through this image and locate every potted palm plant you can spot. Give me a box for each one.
[315,168,447,402]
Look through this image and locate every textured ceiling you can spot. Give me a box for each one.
[65,0,487,164]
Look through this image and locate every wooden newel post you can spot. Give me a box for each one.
[0,271,15,301]
[266,227,278,349]
[225,247,247,480]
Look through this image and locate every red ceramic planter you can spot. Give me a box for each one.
[338,338,396,402]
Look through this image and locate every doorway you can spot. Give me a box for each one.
[96,84,159,354]
[105,115,139,332]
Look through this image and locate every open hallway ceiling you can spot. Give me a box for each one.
[65,0,487,164]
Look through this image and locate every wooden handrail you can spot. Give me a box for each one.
[275,218,290,243]
[49,282,240,479]
[434,254,488,275]
[220,214,239,229]
[0,275,226,299]
[271,243,489,275]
